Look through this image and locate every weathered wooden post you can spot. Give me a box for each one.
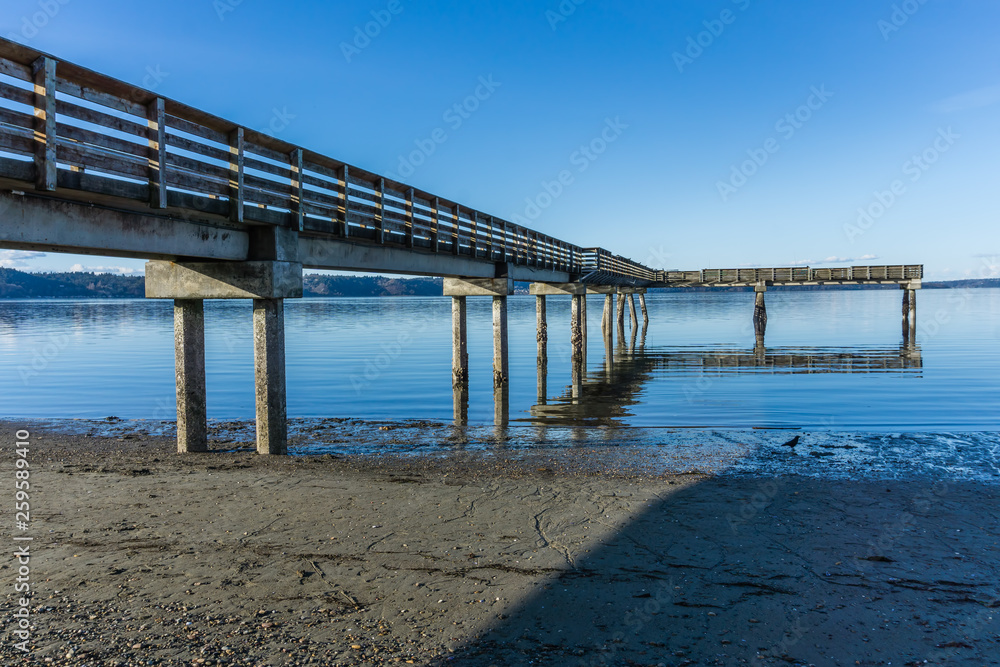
[571,294,584,364]
[452,296,469,387]
[602,294,613,338]
[616,290,627,332]
[451,295,469,424]
[753,281,768,338]
[173,299,207,453]
[902,280,920,342]
[639,291,649,326]
[493,295,509,389]
[536,295,547,403]
[628,293,638,330]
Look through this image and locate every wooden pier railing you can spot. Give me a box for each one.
[657,265,924,286]
[0,38,655,285]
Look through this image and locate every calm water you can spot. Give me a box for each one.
[1,289,999,430]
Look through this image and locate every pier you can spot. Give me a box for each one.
[0,39,923,453]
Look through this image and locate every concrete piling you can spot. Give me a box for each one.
[253,298,287,455]
[173,299,207,453]
[537,296,547,402]
[493,296,509,389]
[571,294,584,363]
[452,296,469,387]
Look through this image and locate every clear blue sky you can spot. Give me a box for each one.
[2,0,998,280]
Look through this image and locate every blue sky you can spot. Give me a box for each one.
[1,0,998,280]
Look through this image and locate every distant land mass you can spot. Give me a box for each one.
[0,268,997,299]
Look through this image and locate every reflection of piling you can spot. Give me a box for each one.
[453,383,469,425]
[753,281,768,338]
[494,385,509,427]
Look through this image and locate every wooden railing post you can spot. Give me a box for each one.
[452,205,461,255]
[228,127,244,223]
[374,178,385,243]
[32,56,57,192]
[290,148,304,231]
[405,188,415,248]
[431,197,440,252]
[146,97,167,208]
[470,211,480,258]
[340,165,351,238]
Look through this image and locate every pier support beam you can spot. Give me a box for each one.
[628,293,638,330]
[639,293,649,326]
[173,299,207,453]
[602,295,613,338]
[493,296,509,389]
[253,299,288,455]
[571,294,585,363]
[616,291,627,331]
[451,296,468,387]
[536,296,547,402]
[146,260,302,455]
[753,281,768,338]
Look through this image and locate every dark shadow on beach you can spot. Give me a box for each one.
[429,473,999,666]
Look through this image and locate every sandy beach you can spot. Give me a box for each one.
[2,421,999,666]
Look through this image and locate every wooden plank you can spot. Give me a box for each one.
[229,127,244,223]
[301,171,340,192]
[166,132,231,163]
[165,151,230,181]
[242,185,289,209]
[290,148,304,231]
[164,166,229,196]
[0,126,33,155]
[165,113,229,145]
[244,139,289,165]
[33,56,57,191]
[243,172,293,197]
[57,99,147,137]
[0,105,34,129]
[431,197,440,252]
[0,55,32,82]
[452,205,461,256]
[0,80,34,107]
[56,139,146,179]
[340,164,350,239]
[58,123,144,157]
[404,188,414,248]
[147,97,166,208]
[244,154,292,179]
[55,77,147,118]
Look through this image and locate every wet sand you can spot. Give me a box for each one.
[2,421,998,666]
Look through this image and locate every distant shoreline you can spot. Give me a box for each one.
[1,267,997,299]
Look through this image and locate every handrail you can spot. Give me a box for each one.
[0,38,657,285]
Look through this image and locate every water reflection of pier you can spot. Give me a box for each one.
[524,328,922,427]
